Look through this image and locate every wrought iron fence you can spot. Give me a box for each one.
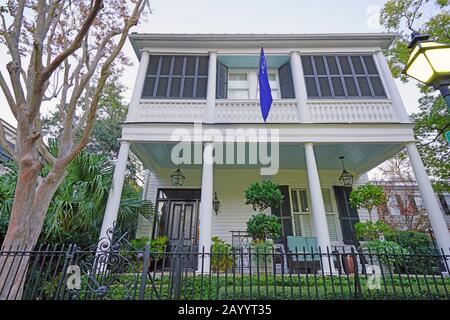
[1,231,449,300]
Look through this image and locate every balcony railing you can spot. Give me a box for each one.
[129,98,398,124]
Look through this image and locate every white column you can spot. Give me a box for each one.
[373,50,410,123]
[126,51,150,122]
[98,141,130,249]
[197,142,214,272]
[205,51,217,123]
[290,51,309,122]
[304,143,334,273]
[406,142,450,258]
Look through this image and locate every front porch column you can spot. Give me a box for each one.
[98,141,130,249]
[304,143,334,273]
[289,51,309,122]
[197,142,214,272]
[205,51,217,123]
[406,142,450,258]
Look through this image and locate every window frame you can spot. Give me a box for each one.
[141,54,209,99]
[226,68,280,100]
[301,54,387,100]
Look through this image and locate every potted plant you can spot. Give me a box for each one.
[211,236,235,272]
[244,180,283,273]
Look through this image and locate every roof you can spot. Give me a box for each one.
[128,33,398,58]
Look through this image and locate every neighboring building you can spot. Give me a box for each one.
[99,33,450,271]
[0,119,16,173]
[371,180,450,231]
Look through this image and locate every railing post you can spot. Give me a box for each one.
[351,247,362,299]
[139,244,151,300]
[55,244,76,300]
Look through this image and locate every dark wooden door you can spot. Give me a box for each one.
[333,186,359,245]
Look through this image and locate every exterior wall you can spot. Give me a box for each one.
[137,168,347,245]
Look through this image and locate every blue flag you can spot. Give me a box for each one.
[258,47,273,122]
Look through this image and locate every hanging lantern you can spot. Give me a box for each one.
[212,192,221,215]
[338,156,353,187]
[170,165,185,186]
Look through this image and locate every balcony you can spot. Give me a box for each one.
[127,98,398,124]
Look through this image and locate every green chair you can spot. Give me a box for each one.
[286,236,321,273]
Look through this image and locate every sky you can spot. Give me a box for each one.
[0,0,423,126]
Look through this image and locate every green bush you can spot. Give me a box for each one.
[246,214,281,242]
[349,183,386,221]
[244,180,284,212]
[211,236,235,272]
[354,220,393,241]
[364,240,409,266]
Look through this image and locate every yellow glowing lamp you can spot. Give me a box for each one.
[404,33,450,88]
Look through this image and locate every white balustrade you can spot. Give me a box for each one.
[130,99,397,124]
[306,99,396,123]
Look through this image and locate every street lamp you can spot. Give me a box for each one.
[404,31,450,111]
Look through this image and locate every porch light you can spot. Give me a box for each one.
[170,165,185,186]
[338,156,353,187]
[404,31,450,111]
[212,192,221,215]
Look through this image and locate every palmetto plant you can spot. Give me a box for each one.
[0,150,154,247]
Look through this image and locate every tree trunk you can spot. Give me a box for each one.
[0,158,66,300]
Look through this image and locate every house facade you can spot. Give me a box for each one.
[0,119,16,174]
[99,33,450,272]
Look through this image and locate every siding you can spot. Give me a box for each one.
[137,168,353,245]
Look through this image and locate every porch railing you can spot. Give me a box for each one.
[1,244,449,300]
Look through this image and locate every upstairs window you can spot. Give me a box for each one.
[142,55,209,99]
[216,61,294,99]
[301,55,386,99]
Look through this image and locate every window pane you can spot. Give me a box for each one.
[299,190,309,212]
[344,77,358,96]
[291,190,299,212]
[357,76,371,96]
[229,73,247,81]
[185,57,196,76]
[156,77,168,97]
[170,77,181,97]
[326,214,338,241]
[301,56,314,75]
[160,56,171,75]
[321,188,334,213]
[147,56,160,75]
[142,77,155,97]
[183,77,194,97]
[326,56,339,74]
[318,77,332,97]
[268,73,277,81]
[198,57,209,76]
[339,56,352,74]
[314,56,326,75]
[351,56,365,74]
[370,76,386,96]
[331,77,345,96]
[196,78,207,98]
[173,56,184,75]
[363,56,377,74]
[305,78,318,97]
[228,89,249,99]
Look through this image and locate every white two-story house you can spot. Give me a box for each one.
[99,33,450,271]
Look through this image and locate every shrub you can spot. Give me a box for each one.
[211,237,235,272]
[244,180,284,212]
[246,214,281,242]
[364,240,409,266]
[354,220,393,241]
[349,183,386,221]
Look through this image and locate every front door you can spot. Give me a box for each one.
[165,201,199,251]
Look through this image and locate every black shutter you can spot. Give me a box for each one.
[216,61,228,99]
[333,186,359,245]
[271,185,293,245]
[439,195,450,215]
[278,63,294,98]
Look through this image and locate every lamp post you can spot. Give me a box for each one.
[403,32,450,112]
